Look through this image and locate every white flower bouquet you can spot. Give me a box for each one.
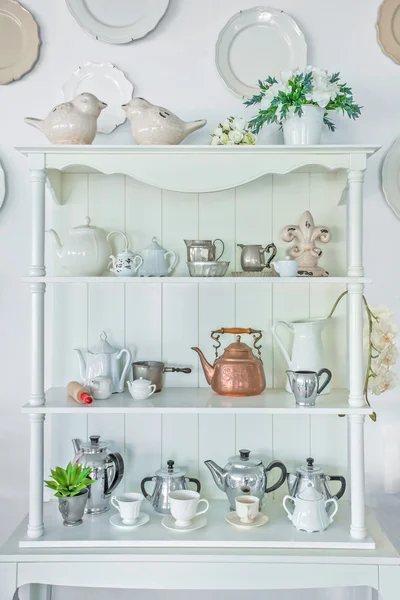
[210,117,257,146]
[243,66,362,133]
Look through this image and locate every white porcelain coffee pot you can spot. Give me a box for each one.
[108,231,143,277]
[74,332,132,393]
[47,217,124,277]
[283,485,338,533]
[138,237,178,277]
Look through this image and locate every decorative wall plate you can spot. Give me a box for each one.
[382,136,400,218]
[377,0,400,63]
[0,0,40,84]
[63,62,134,134]
[0,161,5,209]
[215,7,307,98]
[66,0,170,44]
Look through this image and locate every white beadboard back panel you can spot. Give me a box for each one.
[46,173,349,499]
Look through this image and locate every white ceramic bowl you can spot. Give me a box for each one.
[187,261,229,277]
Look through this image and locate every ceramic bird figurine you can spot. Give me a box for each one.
[122,98,207,145]
[25,93,107,145]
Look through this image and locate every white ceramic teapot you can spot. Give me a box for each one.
[74,332,132,393]
[282,485,338,533]
[47,217,125,277]
[127,378,156,400]
[138,237,178,277]
[108,231,143,277]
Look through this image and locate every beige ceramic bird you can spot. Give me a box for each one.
[25,93,107,145]
[122,98,207,145]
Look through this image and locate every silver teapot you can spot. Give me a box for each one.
[205,449,287,510]
[72,435,124,515]
[141,460,201,514]
[287,457,346,502]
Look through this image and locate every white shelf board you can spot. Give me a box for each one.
[22,276,372,284]
[22,387,373,415]
[19,499,375,550]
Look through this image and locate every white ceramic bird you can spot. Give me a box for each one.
[122,98,207,145]
[25,93,107,145]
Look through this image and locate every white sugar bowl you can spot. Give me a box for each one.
[127,378,157,400]
[108,231,143,277]
[138,237,178,277]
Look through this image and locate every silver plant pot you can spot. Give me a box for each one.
[58,488,88,527]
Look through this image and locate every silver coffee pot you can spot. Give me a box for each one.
[287,457,346,506]
[205,449,287,510]
[141,460,201,514]
[72,435,124,515]
[184,239,225,262]
[237,243,277,272]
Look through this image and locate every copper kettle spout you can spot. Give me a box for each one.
[191,347,214,384]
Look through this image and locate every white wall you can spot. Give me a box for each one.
[0,1,398,598]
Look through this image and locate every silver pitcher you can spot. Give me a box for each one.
[286,369,332,406]
[237,243,277,272]
[58,489,88,527]
[72,436,124,514]
[184,239,225,262]
[141,460,201,514]
[205,449,287,510]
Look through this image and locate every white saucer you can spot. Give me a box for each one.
[109,512,149,530]
[161,515,207,532]
[225,511,269,529]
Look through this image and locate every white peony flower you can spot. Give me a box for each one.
[306,89,331,108]
[210,135,221,146]
[371,319,398,352]
[375,342,399,369]
[369,366,398,395]
[243,132,257,145]
[281,70,293,84]
[219,133,230,145]
[222,118,231,132]
[213,127,223,137]
[229,130,244,144]
[232,117,247,131]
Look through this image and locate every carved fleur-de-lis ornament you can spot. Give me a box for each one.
[281,211,331,277]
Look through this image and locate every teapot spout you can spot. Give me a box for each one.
[46,229,63,259]
[286,370,295,392]
[74,349,87,381]
[72,438,81,456]
[191,347,214,385]
[204,460,227,492]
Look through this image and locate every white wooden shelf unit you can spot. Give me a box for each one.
[8,144,400,599]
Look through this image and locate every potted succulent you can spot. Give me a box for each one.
[45,462,94,527]
[244,67,361,145]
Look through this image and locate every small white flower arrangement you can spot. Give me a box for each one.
[244,66,361,133]
[210,117,257,146]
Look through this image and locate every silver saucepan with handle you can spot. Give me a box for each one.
[132,361,192,392]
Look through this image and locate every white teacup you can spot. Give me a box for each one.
[111,492,143,525]
[273,259,298,278]
[235,495,260,523]
[169,490,209,527]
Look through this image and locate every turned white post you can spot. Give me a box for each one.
[28,156,46,538]
[27,413,45,538]
[347,168,365,278]
[349,414,367,539]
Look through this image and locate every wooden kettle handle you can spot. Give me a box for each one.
[218,327,259,335]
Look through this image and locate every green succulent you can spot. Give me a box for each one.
[45,462,94,498]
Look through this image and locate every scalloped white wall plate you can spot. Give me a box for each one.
[66,0,169,44]
[377,0,400,63]
[0,161,5,209]
[382,136,400,218]
[215,7,307,98]
[63,62,134,134]
[0,0,40,84]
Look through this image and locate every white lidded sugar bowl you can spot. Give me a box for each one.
[282,484,338,533]
[127,377,156,400]
[108,231,143,277]
[46,217,125,277]
[138,237,178,277]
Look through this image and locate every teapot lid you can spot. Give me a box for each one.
[223,337,255,358]
[73,216,100,231]
[130,377,152,389]
[297,484,324,502]
[297,457,322,476]
[227,449,262,468]
[155,459,186,478]
[90,331,116,355]
[80,435,108,453]
[143,237,165,251]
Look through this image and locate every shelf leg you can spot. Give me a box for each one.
[348,282,365,408]
[349,414,367,539]
[27,414,45,539]
[347,168,365,278]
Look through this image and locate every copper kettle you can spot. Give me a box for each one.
[192,328,266,396]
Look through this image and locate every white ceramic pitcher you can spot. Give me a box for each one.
[272,318,331,395]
